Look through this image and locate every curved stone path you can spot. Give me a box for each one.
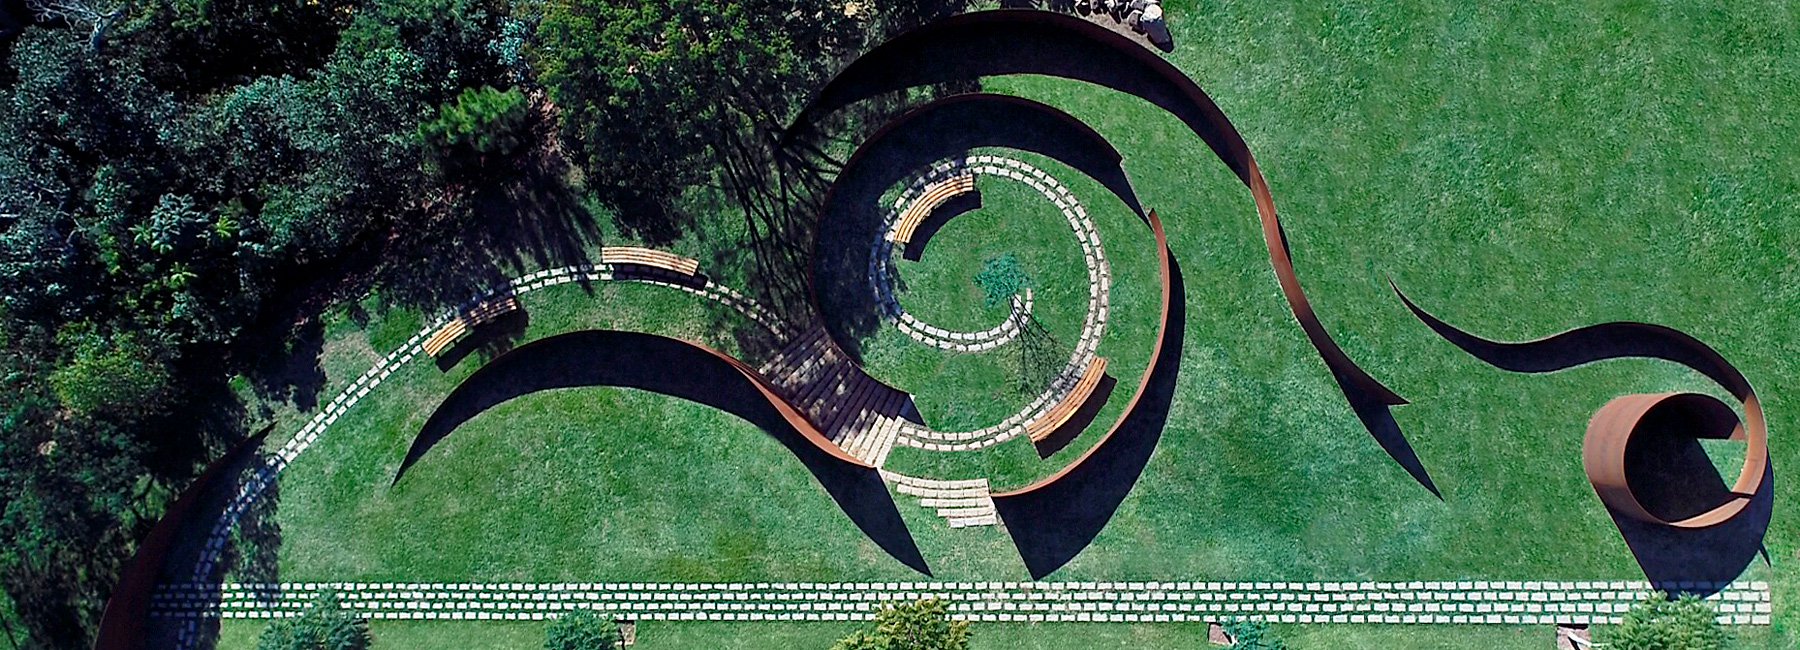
[870,154,1113,454]
[153,579,1771,626]
[170,262,791,649]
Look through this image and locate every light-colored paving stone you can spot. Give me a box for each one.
[155,580,1772,627]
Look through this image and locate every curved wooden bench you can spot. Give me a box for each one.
[601,246,701,276]
[1025,355,1108,442]
[890,174,975,245]
[423,296,521,357]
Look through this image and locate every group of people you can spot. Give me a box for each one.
[1073,0,1171,46]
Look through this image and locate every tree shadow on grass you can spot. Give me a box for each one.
[814,93,1144,364]
[992,255,1184,579]
[393,330,929,574]
[377,119,606,316]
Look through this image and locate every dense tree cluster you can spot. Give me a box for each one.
[0,0,894,646]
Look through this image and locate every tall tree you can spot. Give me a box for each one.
[533,0,861,237]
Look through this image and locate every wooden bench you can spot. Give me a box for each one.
[423,296,521,357]
[890,174,975,245]
[1025,356,1109,442]
[601,246,701,276]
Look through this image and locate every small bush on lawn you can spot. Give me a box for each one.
[255,590,370,650]
[545,610,622,650]
[1607,593,1731,650]
[1222,619,1288,650]
[832,599,971,650]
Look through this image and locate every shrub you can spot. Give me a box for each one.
[1607,593,1731,650]
[545,610,622,650]
[973,254,1030,309]
[1222,619,1288,650]
[255,591,370,650]
[832,599,970,650]
[420,85,531,161]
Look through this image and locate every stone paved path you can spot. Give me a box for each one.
[170,262,796,649]
[882,470,998,527]
[871,155,1112,455]
[152,580,1772,626]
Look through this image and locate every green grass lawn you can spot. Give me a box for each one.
[207,0,1799,647]
[858,150,1165,489]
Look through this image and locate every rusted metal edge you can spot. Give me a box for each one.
[1393,285,1768,529]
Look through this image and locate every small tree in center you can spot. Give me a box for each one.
[972,253,1029,310]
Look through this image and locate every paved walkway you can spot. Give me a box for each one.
[152,580,1771,626]
[171,261,796,649]
[871,155,1112,455]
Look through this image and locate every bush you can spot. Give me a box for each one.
[545,610,621,650]
[1222,619,1288,650]
[832,599,970,650]
[1607,593,1731,650]
[255,591,370,650]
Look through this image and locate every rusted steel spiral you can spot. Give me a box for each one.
[1395,286,1769,529]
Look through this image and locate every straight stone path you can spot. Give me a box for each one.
[151,580,1772,626]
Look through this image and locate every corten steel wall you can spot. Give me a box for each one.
[94,429,270,650]
[994,210,1173,499]
[1393,290,1770,529]
[794,8,1404,430]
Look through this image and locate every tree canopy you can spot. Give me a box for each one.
[0,0,902,646]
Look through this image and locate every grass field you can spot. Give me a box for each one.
[206,1,1798,648]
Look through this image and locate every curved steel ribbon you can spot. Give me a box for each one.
[995,208,1173,499]
[793,7,1404,430]
[94,428,271,650]
[1393,284,1769,529]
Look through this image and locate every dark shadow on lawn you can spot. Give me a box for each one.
[1342,370,1440,498]
[1610,463,1773,597]
[395,330,929,574]
[1392,284,1772,589]
[1032,373,1117,458]
[99,427,275,650]
[1605,397,1771,597]
[434,308,531,372]
[796,10,1252,185]
[815,93,1145,364]
[993,255,1184,579]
